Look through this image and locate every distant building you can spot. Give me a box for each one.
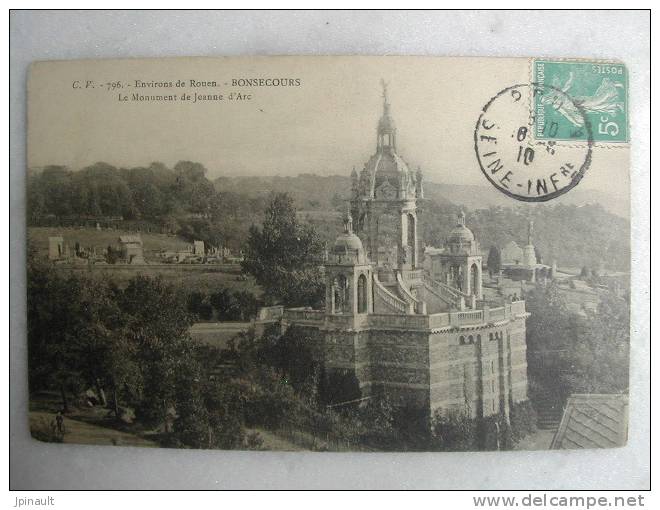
[270,85,530,421]
[48,236,65,260]
[551,394,628,449]
[500,221,554,283]
[118,235,145,264]
[193,240,205,256]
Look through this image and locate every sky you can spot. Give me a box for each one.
[28,56,629,201]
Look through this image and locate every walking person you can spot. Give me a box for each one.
[55,409,65,437]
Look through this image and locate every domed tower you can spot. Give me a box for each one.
[325,208,373,315]
[437,211,483,299]
[350,81,422,270]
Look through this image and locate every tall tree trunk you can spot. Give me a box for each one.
[95,379,107,407]
[59,385,69,413]
[112,388,120,420]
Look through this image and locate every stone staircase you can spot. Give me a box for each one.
[532,389,565,431]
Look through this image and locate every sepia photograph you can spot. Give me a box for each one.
[22,55,632,455]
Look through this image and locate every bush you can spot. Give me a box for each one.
[245,431,264,450]
[509,400,537,443]
[430,409,476,451]
[479,413,513,450]
[31,416,64,443]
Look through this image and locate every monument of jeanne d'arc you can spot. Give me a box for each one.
[275,84,530,421]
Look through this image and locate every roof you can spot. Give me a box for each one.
[448,224,475,243]
[551,394,628,450]
[366,151,413,192]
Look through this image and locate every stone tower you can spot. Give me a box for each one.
[436,211,483,301]
[325,209,373,315]
[350,80,423,270]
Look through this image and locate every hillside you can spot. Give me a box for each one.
[25,163,630,272]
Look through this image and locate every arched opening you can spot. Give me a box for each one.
[334,274,349,313]
[449,264,463,291]
[407,213,416,268]
[468,335,474,344]
[357,274,368,313]
[470,263,479,296]
[459,336,465,345]
[376,212,399,267]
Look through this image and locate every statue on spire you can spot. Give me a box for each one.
[343,204,354,234]
[381,78,389,105]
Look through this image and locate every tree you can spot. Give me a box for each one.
[118,275,195,425]
[242,193,325,307]
[174,161,215,215]
[562,292,630,394]
[524,282,577,400]
[487,245,502,277]
[202,377,246,449]
[233,290,258,321]
[209,288,239,321]
[187,292,213,321]
[27,255,102,411]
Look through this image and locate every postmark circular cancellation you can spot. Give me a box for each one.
[474,83,594,202]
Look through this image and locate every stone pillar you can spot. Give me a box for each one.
[476,334,484,421]
[498,331,511,425]
[367,208,378,264]
[351,272,358,315]
[398,210,406,269]
[463,263,471,295]
[411,212,418,270]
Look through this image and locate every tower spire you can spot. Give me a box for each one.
[527,219,534,246]
[377,79,396,151]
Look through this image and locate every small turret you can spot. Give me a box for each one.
[416,166,424,198]
[351,167,359,198]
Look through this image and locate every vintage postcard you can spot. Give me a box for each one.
[26,56,630,452]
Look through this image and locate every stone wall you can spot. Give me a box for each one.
[428,318,529,419]
[283,304,529,419]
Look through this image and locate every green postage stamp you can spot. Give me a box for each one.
[533,60,628,143]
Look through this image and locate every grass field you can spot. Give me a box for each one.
[57,265,261,295]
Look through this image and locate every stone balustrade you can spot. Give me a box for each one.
[373,274,410,314]
[282,307,325,323]
[276,302,527,331]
